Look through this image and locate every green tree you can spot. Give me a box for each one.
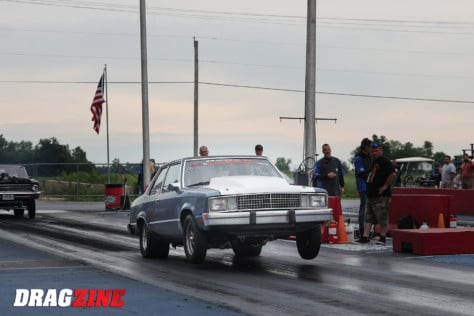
[275,157,292,177]
[350,135,439,163]
[71,146,87,162]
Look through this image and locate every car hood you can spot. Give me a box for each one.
[208,176,316,195]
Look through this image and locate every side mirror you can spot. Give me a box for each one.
[169,182,180,191]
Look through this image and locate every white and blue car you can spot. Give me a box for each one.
[128,156,332,264]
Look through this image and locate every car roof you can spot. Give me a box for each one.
[394,157,434,163]
[166,155,269,165]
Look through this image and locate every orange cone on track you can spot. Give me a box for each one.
[337,215,349,243]
[437,213,445,228]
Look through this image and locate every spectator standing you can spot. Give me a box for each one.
[460,153,474,189]
[199,145,209,157]
[453,167,462,189]
[440,155,456,188]
[358,144,397,244]
[432,163,442,188]
[150,159,157,180]
[137,161,144,194]
[255,144,263,156]
[354,138,372,237]
[313,144,345,196]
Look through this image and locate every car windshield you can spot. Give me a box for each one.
[183,158,282,187]
[0,165,29,178]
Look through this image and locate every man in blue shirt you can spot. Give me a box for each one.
[354,138,372,238]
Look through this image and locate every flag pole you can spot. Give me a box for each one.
[104,64,110,184]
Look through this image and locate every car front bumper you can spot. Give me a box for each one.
[202,208,333,227]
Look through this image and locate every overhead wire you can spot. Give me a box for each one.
[2,0,474,105]
[0,80,472,104]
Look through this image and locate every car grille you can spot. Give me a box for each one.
[236,193,300,210]
[0,184,31,191]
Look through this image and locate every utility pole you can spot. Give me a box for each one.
[303,0,317,184]
[193,38,199,157]
[279,116,337,175]
[462,143,474,158]
[140,0,151,187]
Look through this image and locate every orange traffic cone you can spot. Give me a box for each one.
[337,215,349,243]
[437,213,445,228]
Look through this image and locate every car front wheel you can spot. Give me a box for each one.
[27,200,36,219]
[183,215,208,264]
[14,208,25,217]
[296,224,321,260]
[139,223,169,259]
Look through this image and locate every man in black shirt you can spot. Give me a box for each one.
[312,144,345,196]
[358,143,396,244]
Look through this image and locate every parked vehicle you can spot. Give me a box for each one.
[0,164,41,219]
[128,156,332,264]
[393,157,436,187]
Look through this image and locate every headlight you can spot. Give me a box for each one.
[209,197,237,212]
[32,184,40,192]
[300,194,327,208]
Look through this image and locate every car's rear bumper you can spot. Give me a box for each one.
[202,208,333,227]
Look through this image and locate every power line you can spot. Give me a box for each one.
[6,0,474,32]
[1,79,472,104]
[4,51,474,79]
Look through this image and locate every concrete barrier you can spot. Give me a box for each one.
[393,187,474,216]
[392,228,474,255]
[389,194,454,228]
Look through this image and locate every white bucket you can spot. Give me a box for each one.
[346,225,354,242]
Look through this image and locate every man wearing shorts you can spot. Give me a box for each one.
[358,143,397,244]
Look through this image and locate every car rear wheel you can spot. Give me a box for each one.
[14,208,24,217]
[231,239,263,257]
[139,223,170,259]
[183,215,208,264]
[296,224,321,260]
[27,200,36,219]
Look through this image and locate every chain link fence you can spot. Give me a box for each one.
[22,162,143,200]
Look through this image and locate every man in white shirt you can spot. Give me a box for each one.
[440,155,456,188]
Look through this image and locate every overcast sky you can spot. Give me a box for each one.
[1,0,474,168]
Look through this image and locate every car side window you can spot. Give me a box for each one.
[162,163,181,193]
[150,167,168,195]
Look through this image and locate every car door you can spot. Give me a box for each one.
[145,165,168,235]
[154,162,183,237]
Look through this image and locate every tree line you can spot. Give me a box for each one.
[349,135,448,165]
[1,134,454,177]
[0,134,93,176]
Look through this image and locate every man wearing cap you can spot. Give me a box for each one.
[312,144,345,196]
[359,143,396,244]
[255,144,263,156]
[354,138,373,238]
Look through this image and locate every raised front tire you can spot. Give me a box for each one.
[14,208,25,217]
[183,215,208,264]
[139,223,170,259]
[231,238,263,257]
[27,200,36,219]
[296,224,321,260]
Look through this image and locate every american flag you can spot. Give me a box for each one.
[90,72,105,134]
